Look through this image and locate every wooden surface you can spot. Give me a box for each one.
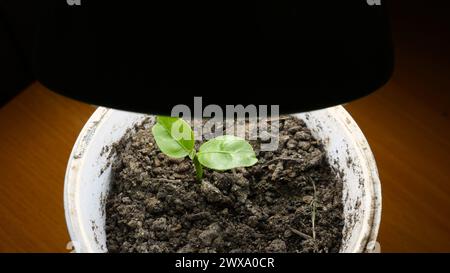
[0,84,95,252]
[1,6,450,253]
[1,78,449,253]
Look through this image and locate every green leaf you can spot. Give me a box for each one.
[151,116,195,159]
[197,135,258,171]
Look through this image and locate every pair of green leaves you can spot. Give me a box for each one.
[151,116,258,179]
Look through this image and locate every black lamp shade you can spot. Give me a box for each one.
[34,0,394,114]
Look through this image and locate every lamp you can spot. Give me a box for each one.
[34,1,393,114]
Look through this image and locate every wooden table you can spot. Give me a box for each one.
[1,4,449,253]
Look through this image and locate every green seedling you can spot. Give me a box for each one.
[151,116,258,180]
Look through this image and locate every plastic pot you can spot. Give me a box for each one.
[64,106,381,253]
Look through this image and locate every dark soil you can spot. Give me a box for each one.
[105,116,344,253]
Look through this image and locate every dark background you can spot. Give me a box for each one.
[0,0,38,104]
[0,1,449,252]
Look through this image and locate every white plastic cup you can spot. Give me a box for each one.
[64,106,381,253]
